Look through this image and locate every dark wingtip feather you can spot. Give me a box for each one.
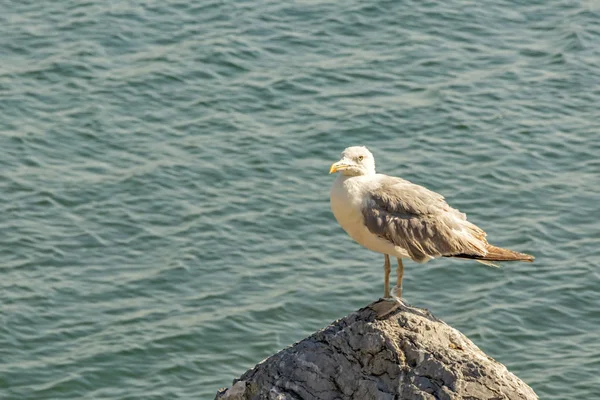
[447,245,535,263]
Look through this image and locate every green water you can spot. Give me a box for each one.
[2,1,599,399]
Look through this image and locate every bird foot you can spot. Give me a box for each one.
[381,295,402,303]
[372,297,403,319]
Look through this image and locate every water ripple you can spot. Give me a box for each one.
[2,0,600,399]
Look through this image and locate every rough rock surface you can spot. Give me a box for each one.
[215,299,537,400]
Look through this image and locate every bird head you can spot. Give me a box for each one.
[329,146,376,176]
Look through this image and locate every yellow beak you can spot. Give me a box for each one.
[329,161,349,174]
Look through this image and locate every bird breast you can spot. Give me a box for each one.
[330,176,402,256]
[330,176,364,228]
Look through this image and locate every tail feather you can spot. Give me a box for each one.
[447,244,534,263]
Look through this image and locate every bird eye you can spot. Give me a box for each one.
[358,156,364,161]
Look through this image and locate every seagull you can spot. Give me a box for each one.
[329,146,534,299]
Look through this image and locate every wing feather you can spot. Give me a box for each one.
[361,176,488,262]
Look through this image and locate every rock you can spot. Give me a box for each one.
[215,299,537,400]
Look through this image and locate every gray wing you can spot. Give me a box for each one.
[362,175,488,263]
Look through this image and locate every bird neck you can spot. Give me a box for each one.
[364,169,376,176]
[341,168,376,177]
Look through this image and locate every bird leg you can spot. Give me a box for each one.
[383,254,391,298]
[394,258,405,299]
